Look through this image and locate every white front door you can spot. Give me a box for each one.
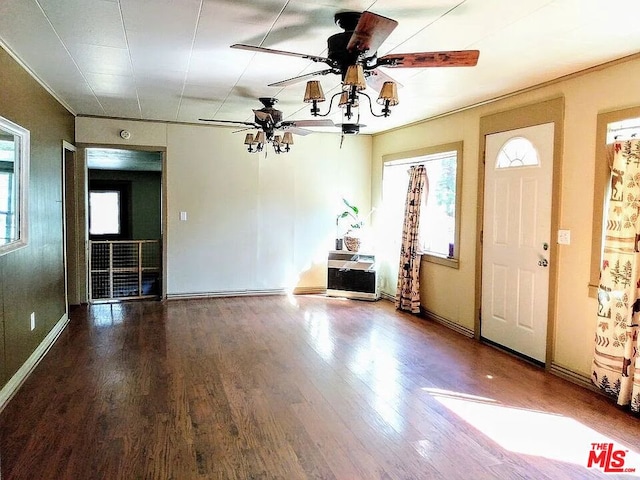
[481,123,554,363]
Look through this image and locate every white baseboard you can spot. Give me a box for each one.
[166,287,327,300]
[0,313,69,412]
[166,289,287,300]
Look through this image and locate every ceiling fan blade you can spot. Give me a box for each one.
[268,69,334,87]
[232,127,254,134]
[347,11,398,54]
[199,118,257,126]
[281,126,314,136]
[378,50,480,68]
[231,44,330,64]
[365,68,403,92]
[282,119,335,128]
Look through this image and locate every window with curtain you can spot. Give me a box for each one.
[589,108,640,297]
[381,142,463,265]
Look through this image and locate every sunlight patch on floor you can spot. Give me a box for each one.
[422,387,640,471]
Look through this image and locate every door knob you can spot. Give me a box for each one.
[538,259,548,267]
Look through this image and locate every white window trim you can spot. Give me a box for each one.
[0,115,29,256]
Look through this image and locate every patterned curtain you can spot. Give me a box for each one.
[592,140,640,412]
[396,165,428,313]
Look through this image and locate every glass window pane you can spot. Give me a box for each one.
[0,172,15,244]
[90,191,121,235]
[421,154,456,257]
[0,141,17,245]
[496,137,539,168]
[382,149,458,259]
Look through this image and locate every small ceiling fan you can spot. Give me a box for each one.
[231,10,480,91]
[199,97,333,136]
[199,97,334,153]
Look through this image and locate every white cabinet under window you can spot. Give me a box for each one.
[326,251,379,301]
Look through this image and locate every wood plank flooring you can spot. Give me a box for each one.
[1,295,639,479]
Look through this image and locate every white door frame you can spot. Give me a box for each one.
[475,98,564,368]
[80,144,167,301]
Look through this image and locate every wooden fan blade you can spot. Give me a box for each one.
[378,50,480,68]
[365,68,403,92]
[199,118,257,126]
[231,44,330,64]
[283,119,335,128]
[268,69,334,87]
[347,11,398,54]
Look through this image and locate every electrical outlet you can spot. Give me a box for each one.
[30,312,36,331]
[558,229,571,245]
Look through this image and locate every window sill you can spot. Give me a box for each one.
[420,252,459,269]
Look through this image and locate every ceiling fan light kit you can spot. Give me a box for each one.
[200,97,335,154]
[243,133,254,145]
[343,64,366,91]
[229,9,479,136]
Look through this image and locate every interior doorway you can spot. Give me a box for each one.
[85,147,164,302]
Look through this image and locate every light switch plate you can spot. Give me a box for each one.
[558,229,571,245]
[180,211,187,221]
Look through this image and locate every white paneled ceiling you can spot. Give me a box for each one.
[1,0,640,134]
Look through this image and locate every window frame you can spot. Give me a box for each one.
[589,106,640,298]
[382,141,463,269]
[0,115,29,256]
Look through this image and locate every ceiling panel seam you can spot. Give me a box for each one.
[117,0,142,118]
[176,0,205,122]
[34,0,106,115]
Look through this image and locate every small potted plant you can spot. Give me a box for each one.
[336,198,363,252]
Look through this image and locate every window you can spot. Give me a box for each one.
[496,137,539,168]
[88,180,131,240]
[0,158,16,244]
[590,107,640,297]
[89,190,121,235]
[0,116,29,255]
[382,142,463,267]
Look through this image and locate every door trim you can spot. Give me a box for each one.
[62,140,76,309]
[475,97,565,368]
[78,143,167,301]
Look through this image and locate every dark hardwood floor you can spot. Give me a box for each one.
[1,295,639,479]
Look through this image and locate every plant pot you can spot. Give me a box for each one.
[343,234,361,252]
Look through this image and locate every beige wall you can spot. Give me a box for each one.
[76,117,168,147]
[371,56,640,379]
[76,118,372,296]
